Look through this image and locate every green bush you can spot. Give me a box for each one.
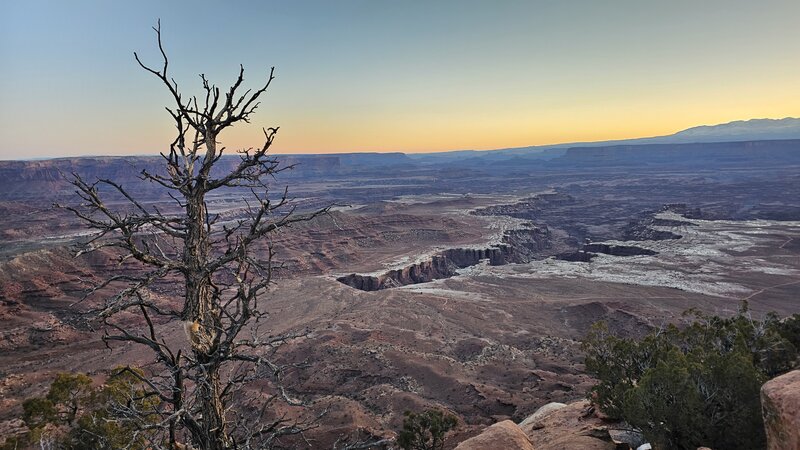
[3,367,160,450]
[583,303,799,450]
[397,408,458,450]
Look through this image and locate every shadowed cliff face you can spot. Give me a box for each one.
[556,243,657,262]
[581,243,657,256]
[336,224,662,292]
[337,245,513,291]
[336,223,558,291]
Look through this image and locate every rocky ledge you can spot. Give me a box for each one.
[337,226,550,291]
[458,400,642,449]
[457,370,800,449]
[337,245,513,291]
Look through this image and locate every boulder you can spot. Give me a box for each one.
[454,420,535,450]
[520,400,617,450]
[761,370,800,450]
[519,402,567,429]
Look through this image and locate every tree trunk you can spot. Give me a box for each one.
[183,189,211,324]
[182,135,231,448]
[195,361,231,449]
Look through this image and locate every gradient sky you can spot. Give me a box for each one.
[1,0,799,159]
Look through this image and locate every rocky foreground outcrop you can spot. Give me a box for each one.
[454,420,535,450]
[459,370,800,450]
[456,400,638,449]
[761,369,800,450]
[520,400,624,450]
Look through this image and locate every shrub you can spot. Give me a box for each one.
[583,303,799,450]
[3,368,159,450]
[397,408,458,450]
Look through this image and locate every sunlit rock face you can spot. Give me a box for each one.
[454,420,535,450]
[761,370,800,450]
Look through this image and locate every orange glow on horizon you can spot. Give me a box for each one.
[3,1,800,159]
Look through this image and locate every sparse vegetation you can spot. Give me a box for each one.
[396,408,457,450]
[2,368,157,450]
[583,302,800,450]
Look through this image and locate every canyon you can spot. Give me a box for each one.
[1,139,800,447]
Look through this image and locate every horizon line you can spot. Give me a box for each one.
[2,116,799,162]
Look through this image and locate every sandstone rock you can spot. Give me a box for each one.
[519,402,567,429]
[761,369,800,450]
[520,400,617,450]
[454,420,535,450]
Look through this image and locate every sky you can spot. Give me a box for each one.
[1,0,799,159]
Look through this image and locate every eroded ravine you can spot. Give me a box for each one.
[336,225,550,291]
[336,193,671,291]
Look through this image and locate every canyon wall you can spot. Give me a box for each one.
[337,244,513,291]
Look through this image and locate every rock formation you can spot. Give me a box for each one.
[337,255,459,291]
[336,245,514,291]
[556,242,656,263]
[622,219,683,241]
[517,400,618,449]
[454,420,535,450]
[761,369,800,450]
[336,228,547,291]
[518,402,567,430]
[453,399,650,449]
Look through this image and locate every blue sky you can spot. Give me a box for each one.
[2,0,799,159]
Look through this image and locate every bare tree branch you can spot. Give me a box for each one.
[60,20,331,450]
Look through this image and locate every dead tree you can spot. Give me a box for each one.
[61,21,328,449]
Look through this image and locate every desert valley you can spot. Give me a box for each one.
[2,121,800,448]
[6,1,800,447]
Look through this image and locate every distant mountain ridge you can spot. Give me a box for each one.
[554,117,800,145]
[5,117,799,163]
[408,117,800,163]
[669,118,800,142]
[1,138,799,203]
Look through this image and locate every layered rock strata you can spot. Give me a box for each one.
[337,245,512,291]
